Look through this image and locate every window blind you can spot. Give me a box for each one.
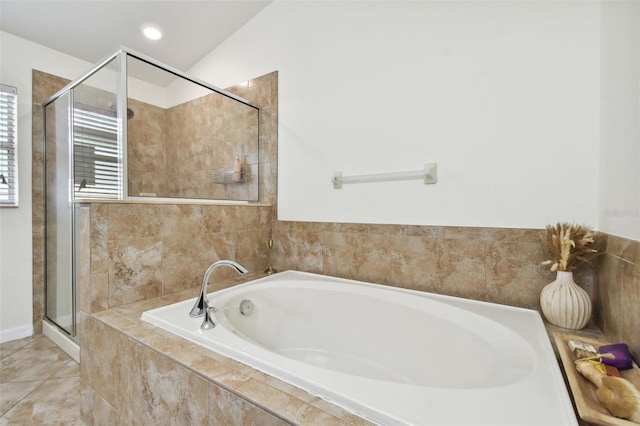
[0,84,18,207]
[73,106,122,199]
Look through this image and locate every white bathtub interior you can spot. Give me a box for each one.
[142,271,576,425]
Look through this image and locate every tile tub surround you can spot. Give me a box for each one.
[78,219,605,425]
[80,276,372,426]
[269,220,639,366]
[270,221,599,311]
[85,202,273,312]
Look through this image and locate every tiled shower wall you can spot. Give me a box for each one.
[128,91,260,200]
[31,70,279,327]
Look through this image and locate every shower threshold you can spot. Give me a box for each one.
[42,319,79,362]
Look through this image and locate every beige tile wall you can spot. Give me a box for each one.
[269,221,597,310]
[166,90,260,200]
[269,221,639,360]
[80,313,291,425]
[85,202,272,311]
[128,86,260,200]
[126,98,169,197]
[594,235,640,362]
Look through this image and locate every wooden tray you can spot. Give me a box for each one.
[553,332,640,426]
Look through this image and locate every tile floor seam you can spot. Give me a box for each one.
[0,334,84,425]
[0,381,43,419]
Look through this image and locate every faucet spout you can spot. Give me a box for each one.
[189,260,248,318]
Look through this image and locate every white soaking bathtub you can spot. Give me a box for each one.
[141,271,576,426]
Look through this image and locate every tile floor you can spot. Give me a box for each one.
[0,334,84,425]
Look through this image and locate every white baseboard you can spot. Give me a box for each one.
[0,324,34,344]
[42,320,80,362]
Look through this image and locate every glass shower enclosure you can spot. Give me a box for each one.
[42,48,260,343]
[43,53,122,339]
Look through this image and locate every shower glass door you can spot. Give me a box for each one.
[44,91,75,336]
[44,53,122,339]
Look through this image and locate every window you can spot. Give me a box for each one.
[73,105,122,199]
[0,84,18,207]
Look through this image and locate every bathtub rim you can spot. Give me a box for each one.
[141,270,578,426]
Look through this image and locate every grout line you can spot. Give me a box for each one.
[0,379,46,419]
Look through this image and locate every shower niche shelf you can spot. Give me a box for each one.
[212,171,245,184]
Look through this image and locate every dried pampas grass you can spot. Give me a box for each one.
[541,223,605,272]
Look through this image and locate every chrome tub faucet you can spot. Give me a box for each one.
[189,260,248,329]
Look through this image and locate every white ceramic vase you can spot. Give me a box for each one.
[540,271,591,329]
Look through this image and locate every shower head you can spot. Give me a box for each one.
[107,103,134,119]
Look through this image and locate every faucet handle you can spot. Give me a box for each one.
[200,306,216,330]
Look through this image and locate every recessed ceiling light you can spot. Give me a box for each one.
[142,24,163,41]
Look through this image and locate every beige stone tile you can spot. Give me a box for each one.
[79,380,121,426]
[322,238,358,280]
[621,260,640,362]
[52,359,79,378]
[170,342,233,374]
[0,379,43,416]
[272,228,323,272]
[607,234,639,265]
[0,336,37,359]
[76,205,92,315]
[209,358,259,391]
[444,226,542,243]
[594,253,625,340]
[127,99,168,197]
[90,203,109,274]
[108,237,163,306]
[235,229,271,274]
[80,314,131,413]
[388,246,440,294]
[108,203,163,240]
[0,336,70,383]
[158,204,204,237]
[109,296,170,321]
[123,323,193,355]
[236,378,342,425]
[92,309,137,330]
[0,376,84,425]
[209,382,290,425]
[435,239,487,300]
[123,343,209,425]
[486,241,548,309]
[90,272,109,313]
[161,231,235,294]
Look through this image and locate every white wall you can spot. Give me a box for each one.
[598,1,640,241]
[0,31,93,342]
[190,0,601,229]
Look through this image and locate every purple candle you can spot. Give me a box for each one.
[599,343,634,370]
